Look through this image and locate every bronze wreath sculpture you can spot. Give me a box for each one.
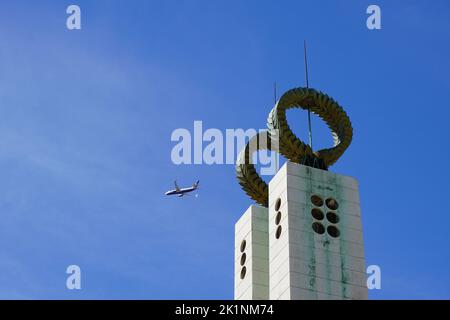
[236,87,353,207]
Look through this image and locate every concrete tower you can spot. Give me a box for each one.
[234,205,269,300]
[234,86,366,300]
[268,162,367,299]
[234,162,367,300]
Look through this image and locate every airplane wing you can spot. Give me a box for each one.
[174,180,180,192]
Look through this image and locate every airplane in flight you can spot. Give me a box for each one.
[165,180,200,197]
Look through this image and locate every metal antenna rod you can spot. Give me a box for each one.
[304,40,313,149]
[274,81,277,105]
[273,81,279,173]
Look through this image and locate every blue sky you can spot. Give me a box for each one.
[0,0,449,299]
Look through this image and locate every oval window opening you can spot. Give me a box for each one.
[311,195,324,207]
[275,226,282,239]
[240,253,246,266]
[311,208,324,220]
[326,211,340,224]
[240,266,247,279]
[275,211,282,225]
[326,198,339,210]
[240,240,246,253]
[327,225,340,238]
[275,198,282,211]
[312,222,325,235]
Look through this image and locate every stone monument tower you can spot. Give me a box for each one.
[234,87,368,300]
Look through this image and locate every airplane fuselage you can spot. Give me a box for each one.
[165,180,199,197]
[165,187,196,196]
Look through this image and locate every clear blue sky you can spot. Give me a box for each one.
[0,0,449,299]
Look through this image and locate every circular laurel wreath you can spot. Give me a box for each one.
[236,87,353,207]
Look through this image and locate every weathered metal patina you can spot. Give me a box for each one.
[236,87,353,207]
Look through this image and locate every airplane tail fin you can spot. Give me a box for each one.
[193,180,200,188]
